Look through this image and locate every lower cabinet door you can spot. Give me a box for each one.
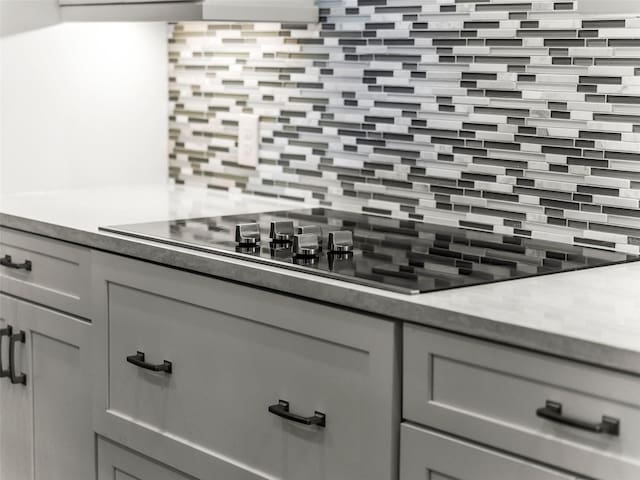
[0,294,92,480]
[92,252,399,480]
[97,437,195,480]
[0,299,30,480]
[400,424,581,480]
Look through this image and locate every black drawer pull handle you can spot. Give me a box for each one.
[0,324,12,378]
[268,400,326,427]
[9,330,26,385]
[536,400,619,436]
[0,255,32,272]
[126,351,172,374]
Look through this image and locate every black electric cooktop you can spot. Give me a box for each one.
[101,208,639,295]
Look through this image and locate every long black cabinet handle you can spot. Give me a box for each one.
[9,330,27,385]
[126,351,172,374]
[536,400,619,436]
[0,255,32,272]
[268,400,326,427]
[0,325,12,378]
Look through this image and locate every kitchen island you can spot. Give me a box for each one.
[1,183,639,372]
[1,183,639,480]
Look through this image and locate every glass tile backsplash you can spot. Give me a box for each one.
[168,0,640,253]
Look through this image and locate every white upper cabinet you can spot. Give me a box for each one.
[202,0,317,22]
[59,0,318,23]
[60,0,193,2]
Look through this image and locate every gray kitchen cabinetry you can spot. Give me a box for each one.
[401,424,581,480]
[0,227,92,318]
[404,323,639,480]
[0,228,93,480]
[91,251,400,480]
[0,226,635,480]
[97,437,196,480]
[0,294,92,480]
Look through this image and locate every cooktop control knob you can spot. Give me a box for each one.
[297,225,323,247]
[269,220,295,242]
[328,230,354,253]
[293,233,320,257]
[235,223,261,246]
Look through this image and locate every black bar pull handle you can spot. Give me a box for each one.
[126,351,172,374]
[268,400,326,427]
[0,255,32,272]
[0,324,12,378]
[9,330,26,385]
[536,400,619,436]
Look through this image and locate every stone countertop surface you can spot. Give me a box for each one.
[1,184,639,374]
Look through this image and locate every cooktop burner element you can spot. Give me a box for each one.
[100,207,639,295]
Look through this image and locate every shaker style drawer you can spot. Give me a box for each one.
[400,423,579,480]
[92,252,398,480]
[404,324,640,480]
[97,437,195,480]
[0,228,91,318]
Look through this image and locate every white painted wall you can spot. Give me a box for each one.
[0,6,168,194]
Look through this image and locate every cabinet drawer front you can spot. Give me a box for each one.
[97,437,194,480]
[404,324,640,480]
[94,252,398,480]
[400,424,577,480]
[0,228,90,317]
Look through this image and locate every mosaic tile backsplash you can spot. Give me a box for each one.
[168,0,640,253]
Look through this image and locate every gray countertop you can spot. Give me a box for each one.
[1,184,639,374]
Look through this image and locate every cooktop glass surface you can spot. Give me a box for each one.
[101,207,639,295]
